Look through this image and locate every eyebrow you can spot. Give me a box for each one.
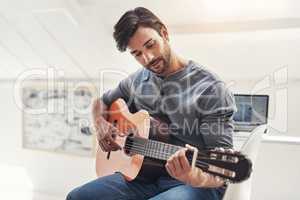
[130,39,153,55]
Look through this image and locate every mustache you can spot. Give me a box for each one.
[147,57,162,68]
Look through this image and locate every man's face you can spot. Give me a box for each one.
[127,26,171,76]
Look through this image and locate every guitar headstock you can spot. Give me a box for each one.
[188,149,252,183]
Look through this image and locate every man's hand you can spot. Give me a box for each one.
[96,118,122,152]
[92,99,121,152]
[165,146,225,188]
[165,147,204,187]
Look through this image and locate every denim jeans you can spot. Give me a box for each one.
[66,172,225,200]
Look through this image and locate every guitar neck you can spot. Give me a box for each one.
[126,136,208,169]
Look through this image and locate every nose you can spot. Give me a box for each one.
[143,52,154,65]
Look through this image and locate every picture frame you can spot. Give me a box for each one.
[21,80,97,157]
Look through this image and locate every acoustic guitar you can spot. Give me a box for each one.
[95,98,252,183]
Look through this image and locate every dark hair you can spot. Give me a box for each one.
[113,7,166,52]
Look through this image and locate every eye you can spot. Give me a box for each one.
[135,52,142,57]
[146,40,155,48]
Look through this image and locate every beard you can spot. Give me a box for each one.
[147,42,171,76]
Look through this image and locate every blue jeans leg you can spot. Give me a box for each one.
[66,173,224,200]
[149,184,224,200]
[66,172,159,200]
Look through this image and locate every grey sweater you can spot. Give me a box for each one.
[102,60,237,149]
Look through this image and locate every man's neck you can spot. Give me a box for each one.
[164,53,188,78]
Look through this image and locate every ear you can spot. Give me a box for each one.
[160,26,169,41]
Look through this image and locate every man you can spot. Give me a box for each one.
[66,7,236,200]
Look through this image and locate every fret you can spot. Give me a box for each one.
[165,143,170,160]
[156,141,160,159]
[161,143,165,159]
[152,140,156,158]
[152,140,155,158]
[144,140,148,156]
[140,139,146,156]
[155,141,158,158]
[158,142,163,160]
[153,140,157,158]
[146,140,151,157]
[162,143,166,160]
[171,145,176,156]
[149,140,153,158]
[159,141,165,160]
[164,143,169,160]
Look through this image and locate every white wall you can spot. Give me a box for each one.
[171,28,300,79]
[1,28,300,199]
[252,142,300,200]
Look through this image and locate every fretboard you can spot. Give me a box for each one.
[127,136,182,161]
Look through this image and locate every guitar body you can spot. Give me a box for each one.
[95,99,150,181]
[96,99,173,181]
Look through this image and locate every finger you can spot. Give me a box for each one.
[185,144,194,151]
[97,126,108,140]
[178,149,190,172]
[102,141,111,152]
[214,175,225,186]
[102,138,118,151]
[175,150,185,171]
[108,128,118,141]
[166,158,177,176]
[105,130,121,151]
[96,129,105,141]
[165,163,175,177]
[169,152,182,175]
[102,131,114,143]
[99,140,109,152]
[98,141,105,151]
[109,140,122,151]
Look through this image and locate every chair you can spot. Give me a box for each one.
[222,125,267,200]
